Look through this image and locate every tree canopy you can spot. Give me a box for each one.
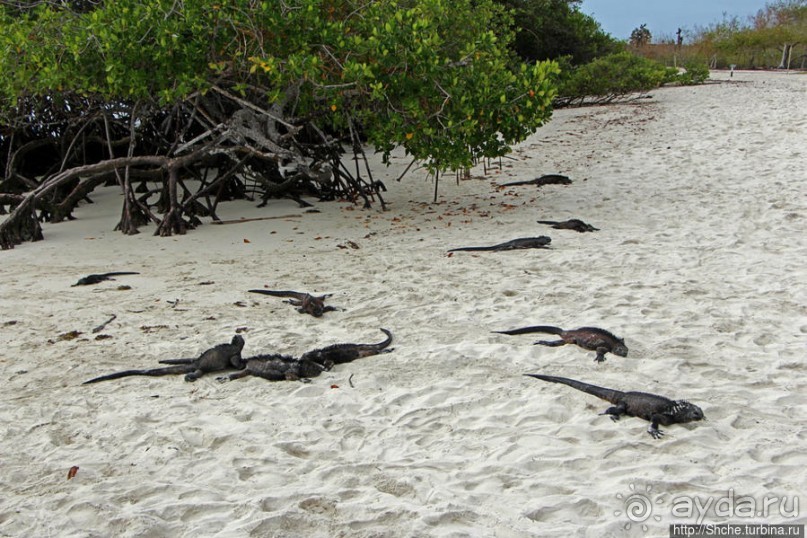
[692,0,807,68]
[0,0,559,248]
[629,24,652,47]
[497,0,621,64]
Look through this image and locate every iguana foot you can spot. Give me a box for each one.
[598,410,621,422]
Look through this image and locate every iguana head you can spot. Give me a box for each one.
[671,400,705,423]
[613,339,629,357]
[231,334,245,350]
[300,295,326,317]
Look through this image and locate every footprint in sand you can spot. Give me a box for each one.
[753,334,774,346]
[275,441,310,458]
[234,460,257,481]
[298,497,338,515]
[372,474,415,498]
[770,449,806,466]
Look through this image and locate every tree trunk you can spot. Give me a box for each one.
[115,173,151,235]
[0,196,43,249]
[778,43,793,69]
[155,166,190,237]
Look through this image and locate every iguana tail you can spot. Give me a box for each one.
[158,357,196,365]
[448,245,498,252]
[494,325,564,336]
[524,374,624,405]
[248,289,298,298]
[83,365,190,384]
[375,328,393,348]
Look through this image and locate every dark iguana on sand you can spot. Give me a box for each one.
[494,325,627,362]
[248,289,338,317]
[218,329,393,383]
[218,353,328,382]
[524,374,704,438]
[499,174,572,188]
[537,219,599,233]
[448,236,551,253]
[300,328,394,366]
[72,271,140,286]
[83,335,245,384]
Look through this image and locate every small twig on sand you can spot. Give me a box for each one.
[92,314,117,334]
[348,373,355,388]
[211,214,302,225]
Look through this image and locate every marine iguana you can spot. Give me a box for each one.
[82,335,246,384]
[524,374,705,438]
[448,236,551,253]
[537,219,599,233]
[248,289,338,317]
[494,325,627,362]
[217,353,329,382]
[72,271,140,286]
[300,328,394,366]
[499,174,572,188]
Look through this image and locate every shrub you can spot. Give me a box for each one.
[678,60,710,85]
[555,51,671,106]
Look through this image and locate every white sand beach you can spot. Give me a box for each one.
[1,70,805,537]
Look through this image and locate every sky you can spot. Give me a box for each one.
[578,0,773,41]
